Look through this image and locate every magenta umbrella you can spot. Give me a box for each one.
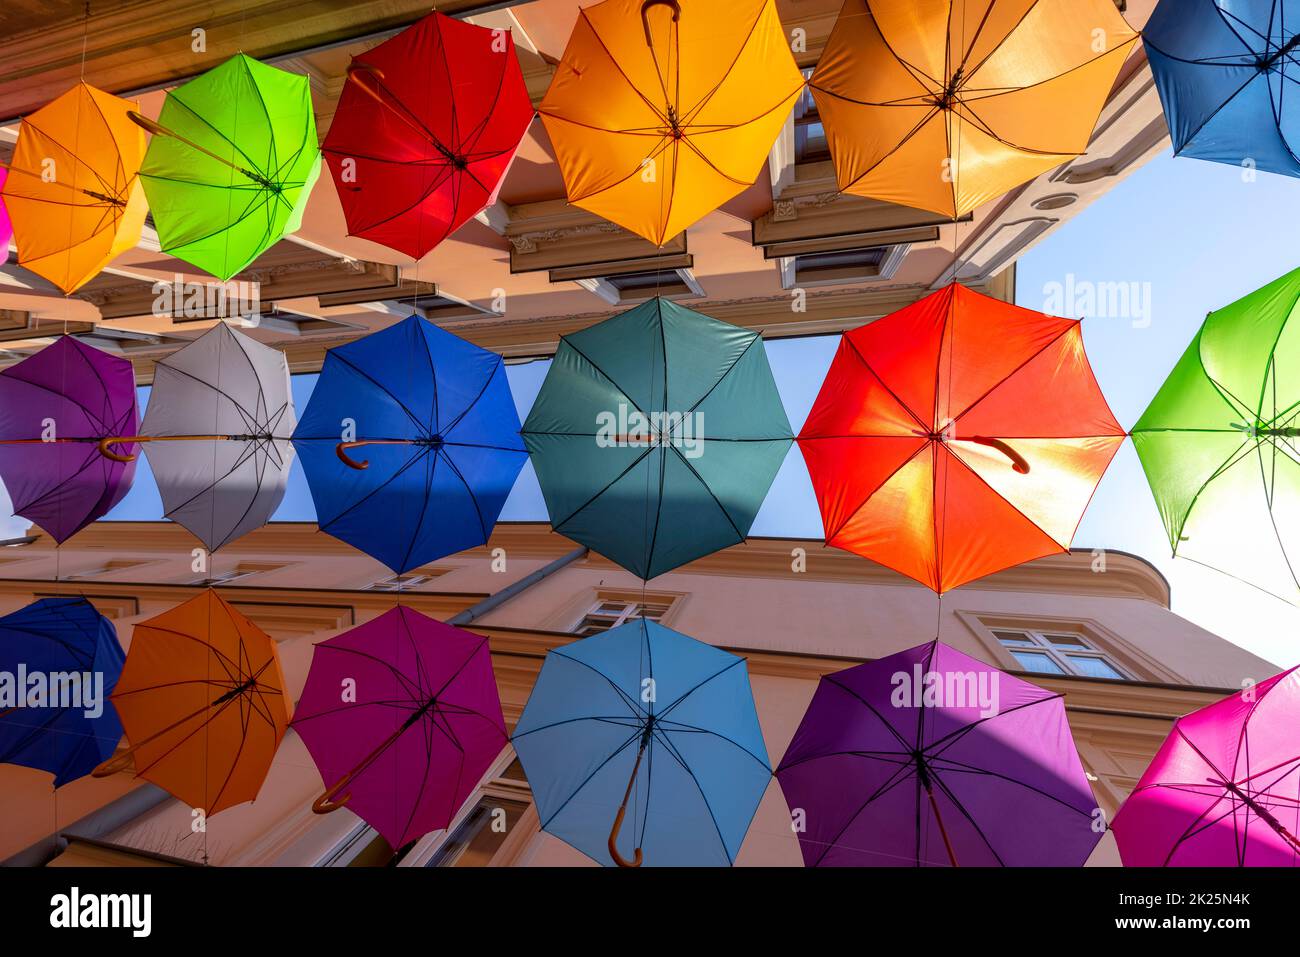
[776,640,1102,866]
[291,606,507,849]
[0,337,138,542]
[1112,666,1300,866]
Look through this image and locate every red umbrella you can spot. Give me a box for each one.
[798,283,1123,592]
[322,12,534,259]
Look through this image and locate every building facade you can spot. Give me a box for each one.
[0,520,1275,867]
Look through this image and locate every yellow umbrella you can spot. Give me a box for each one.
[0,83,147,293]
[812,0,1138,218]
[540,0,805,245]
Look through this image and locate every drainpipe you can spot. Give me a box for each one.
[448,545,588,627]
[2,783,171,867]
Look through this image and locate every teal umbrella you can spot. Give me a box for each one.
[522,297,791,579]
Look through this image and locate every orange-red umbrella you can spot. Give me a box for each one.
[0,83,147,293]
[96,590,290,815]
[811,0,1138,218]
[798,283,1124,592]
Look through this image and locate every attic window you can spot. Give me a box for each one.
[793,78,829,164]
[575,267,704,304]
[780,245,909,288]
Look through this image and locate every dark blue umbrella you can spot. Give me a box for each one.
[512,619,771,867]
[293,316,527,573]
[1145,0,1300,176]
[0,597,125,786]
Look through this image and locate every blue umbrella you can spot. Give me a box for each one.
[293,316,528,573]
[1145,0,1300,176]
[512,619,771,867]
[0,597,125,786]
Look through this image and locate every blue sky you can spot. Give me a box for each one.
[5,147,1297,667]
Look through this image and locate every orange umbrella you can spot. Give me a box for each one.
[811,0,1138,218]
[0,83,147,293]
[95,590,290,815]
[540,0,804,245]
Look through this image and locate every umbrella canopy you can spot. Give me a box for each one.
[0,597,125,787]
[0,82,147,292]
[0,337,139,543]
[323,12,534,259]
[138,54,321,280]
[522,297,792,579]
[1145,0,1300,177]
[0,167,11,267]
[1113,665,1300,866]
[1133,267,1300,602]
[513,618,770,867]
[539,0,804,245]
[811,0,1137,218]
[292,606,506,850]
[105,322,296,552]
[798,283,1124,593]
[101,589,290,814]
[293,316,526,574]
[777,640,1101,866]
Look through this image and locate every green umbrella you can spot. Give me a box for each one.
[1133,267,1300,601]
[523,297,792,580]
[137,54,320,280]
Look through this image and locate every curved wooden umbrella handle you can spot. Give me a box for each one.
[97,436,137,464]
[641,0,680,46]
[969,436,1030,475]
[607,804,643,868]
[336,442,371,470]
[312,771,354,814]
[91,749,136,777]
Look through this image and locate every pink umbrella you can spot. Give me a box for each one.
[0,167,11,266]
[291,606,507,850]
[1113,666,1300,866]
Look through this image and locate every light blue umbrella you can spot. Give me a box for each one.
[512,619,770,867]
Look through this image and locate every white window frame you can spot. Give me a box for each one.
[571,595,674,636]
[364,572,442,592]
[992,627,1133,681]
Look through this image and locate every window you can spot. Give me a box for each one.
[365,571,443,592]
[63,559,145,581]
[573,597,674,636]
[189,562,282,585]
[793,74,829,163]
[425,796,531,867]
[993,629,1130,680]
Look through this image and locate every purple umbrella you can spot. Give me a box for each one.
[776,640,1101,866]
[291,606,507,850]
[0,337,138,542]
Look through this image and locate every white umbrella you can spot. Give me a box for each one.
[100,322,296,551]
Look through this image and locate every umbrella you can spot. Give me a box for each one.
[1145,0,1300,178]
[0,597,125,787]
[798,282,1124,593]
[0,166,11,266]
[776,640,1102,866]
[293,316,527,574]
[0,337,139,543]
[292,606,506,850]
[539,0,804,245]
[1112,665,1300,866]
[0,82,147,292]
[323,12,534,259]
[512,618,770,867]
[99,322,296,552]
[522,297,792,579]
[136,54,321,280]
[1133,267,1300,602]
[811,0,1138,218]
[96,589,290,814]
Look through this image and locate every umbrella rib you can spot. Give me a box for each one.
[927,753,1098,817]
[923,692,1063,758]
[13,117,125,201]
[439,358,509,440]
[536,726,644,831]
[653,657,746,723]
[947,324,1076,425]
[544,442,658,533]
[557,128,675,206]
[924,762,1009,865]
[393,446,440,574]
[677,3,783,124]
[315,447,433,533]
[813,758,920,867]
[434,448,492,546]
[327,353,431,438]
[649,726,736,864]
[954,0,1043,83]
[305,643,425,703]
[655,720,770,773]
[162,92,272,184]
[565,8,671,128]
[544,649,647,718]
[1169,436,1256,550]
[666,443,749,545]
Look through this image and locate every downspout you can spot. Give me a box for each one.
[2,783,171,867]
[448,545,588,627]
